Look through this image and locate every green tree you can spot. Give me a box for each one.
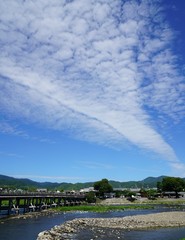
[114,190,124,198]
[94,179,113,198]
[139,188,147,198]
[161,177,185,198]
[122,189,132,197]
[157,181,163,193]
[146,189,157,199]
[86,191,96,203]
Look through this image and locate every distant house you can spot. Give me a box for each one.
[64,190,76,195]
[163,191,185,198]
[36,188,47,193]
[104,192,115,198]
[179,192,185,198]
[15,189,24,193]
[80,187,95,193]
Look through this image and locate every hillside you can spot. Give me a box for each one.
[0,174,168,191]
[0,175,61,190]
[109,176,167,189]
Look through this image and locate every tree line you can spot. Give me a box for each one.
[85,177,185,203]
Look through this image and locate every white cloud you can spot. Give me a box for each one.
[0,120,55,143]
[78,161,114,170]
[0,121,29,138]
[11,175,86,183]
[0,151,23,158]
[170,162,185,178]
[0,0,185,171]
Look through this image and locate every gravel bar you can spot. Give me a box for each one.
[37,211,185,240]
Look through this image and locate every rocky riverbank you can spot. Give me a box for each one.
[0,209,59,223]
[37,211,185,240]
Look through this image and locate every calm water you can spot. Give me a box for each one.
[0,205,185,240]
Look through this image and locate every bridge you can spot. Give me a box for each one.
[0,193,86,215]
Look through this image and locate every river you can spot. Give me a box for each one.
[0,205,185,240]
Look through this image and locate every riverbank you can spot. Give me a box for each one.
[100,197,185,205]
[0,204,153,224]
[0,209,58,223]
[1,197,185,222]
[37,211,185,240]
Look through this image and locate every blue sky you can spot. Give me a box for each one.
[0,0,185,183]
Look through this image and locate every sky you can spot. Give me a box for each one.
[0,0,185,184]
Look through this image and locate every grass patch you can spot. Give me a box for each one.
[143,199,185,205]
[57,204,153,213]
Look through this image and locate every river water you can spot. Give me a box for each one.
[0,205,185,240]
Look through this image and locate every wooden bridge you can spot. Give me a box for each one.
[0,193,86,215]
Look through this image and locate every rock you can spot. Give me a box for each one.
[37,212,185,240]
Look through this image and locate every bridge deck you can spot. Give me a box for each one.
[0,193,86,215]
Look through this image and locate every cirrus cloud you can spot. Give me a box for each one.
[0,0,185,172]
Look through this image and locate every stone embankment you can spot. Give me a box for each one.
[37,211,185,240]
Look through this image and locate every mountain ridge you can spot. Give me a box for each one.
[0,174,169,190]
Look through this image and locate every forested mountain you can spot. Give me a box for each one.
[0,174,61,190]
[110,176,167,189]
[0,174,169,191]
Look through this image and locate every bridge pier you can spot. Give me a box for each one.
[0,193,86,215]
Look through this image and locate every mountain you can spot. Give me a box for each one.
[0,174,60,190]
[139,176,166,186]
[0,174,168,191]
[110,176,167,189]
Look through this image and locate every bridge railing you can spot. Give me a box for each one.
[0,192,86,197]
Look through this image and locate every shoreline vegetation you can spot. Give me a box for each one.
[56,203,154,212]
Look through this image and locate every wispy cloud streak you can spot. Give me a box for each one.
[0,0,185,170]
[78,161,114,170]
[11,175,86,183]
